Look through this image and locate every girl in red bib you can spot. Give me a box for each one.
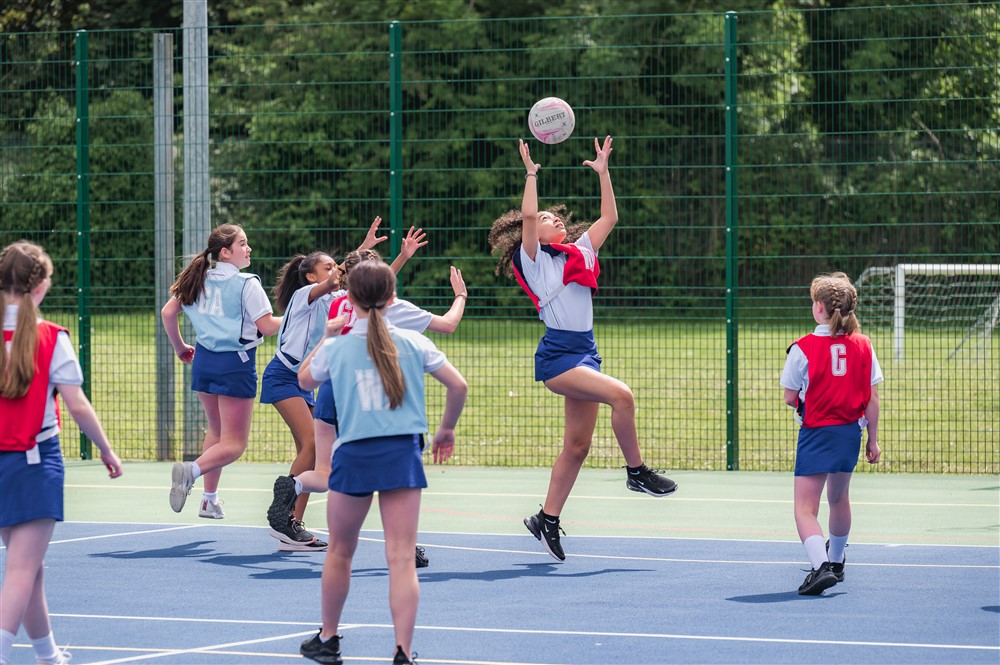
[488,137,677,562]
[780,271,882,595]
[0,241,123,665]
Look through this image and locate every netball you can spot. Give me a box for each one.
[528,97,575,144]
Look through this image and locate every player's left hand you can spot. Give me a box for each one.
[431,427,455,464]
[866,439,881,464]
[583,135,613,174]
[101,449,124,478]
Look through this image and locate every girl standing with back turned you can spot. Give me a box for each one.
[1,241,123,665]
[780,271,882,595]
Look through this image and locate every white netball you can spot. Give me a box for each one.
[528,97,575,144]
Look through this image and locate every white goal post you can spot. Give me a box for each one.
[854,264,1000,360]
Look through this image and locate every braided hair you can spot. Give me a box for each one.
[0,241,54,398]
[810,271,860,335]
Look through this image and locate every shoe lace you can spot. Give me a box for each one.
[291,519,307,535]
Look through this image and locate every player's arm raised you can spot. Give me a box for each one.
[582,136,618,252]
[519,139,541,261]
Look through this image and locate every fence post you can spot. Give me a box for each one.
[154,33,176,461]
[724,12,739,471]
[75,30,92,460]
[388,21,403,277]
[182,0,210,460]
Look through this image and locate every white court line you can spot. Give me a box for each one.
[84,631,316,665]
[65,484,998,508]
[47,615,1000,654]
[49,525,204,545]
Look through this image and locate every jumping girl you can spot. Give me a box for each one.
[1,241,123,665]
[161,224,282,514]
[488,137,677,562]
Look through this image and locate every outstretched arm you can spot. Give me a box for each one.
[389,226,428,275]
[426,266,467,334]
[582,136,618,251]
[519,139,541,261]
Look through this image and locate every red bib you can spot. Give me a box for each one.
[511,242,599,312]
[792,333,873,428]
[1,321,67,451]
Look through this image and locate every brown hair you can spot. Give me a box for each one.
[348,261,405,409]
[169,224,245,306]
[810,271,860,335]
[488,204,586,278]
[340,248,383,291]
[272,251,336,313]
[0,241,54,398]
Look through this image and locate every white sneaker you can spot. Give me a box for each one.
[169,462,195,512]
[36,649,72,665]
[198,497,225,519]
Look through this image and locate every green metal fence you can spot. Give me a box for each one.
[2,4,997,473]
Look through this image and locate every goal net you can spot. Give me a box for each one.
[854,264,1000,359]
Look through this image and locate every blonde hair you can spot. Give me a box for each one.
[810,271,860,335]
[0,241,54,398]
[348,261,405,409]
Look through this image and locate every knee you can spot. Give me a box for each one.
[561,437,592,462]
[610,385,635,413]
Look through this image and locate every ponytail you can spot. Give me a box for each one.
[0,241,54,398]
[348,261,405,409]
[169,224,245,306]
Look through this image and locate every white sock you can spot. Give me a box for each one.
[202,491,217,502]
[1,629,16,665]
[30,632,58,661]
[803,535,828,569]
[190,461,202,479]
[828,533,849,563]
[293,477,303,495]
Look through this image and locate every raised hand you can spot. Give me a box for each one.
[359,216,389,251]
[520,138,540,176]
[449,266,466,298]
[583,135,614,174]
[400,226,428,261]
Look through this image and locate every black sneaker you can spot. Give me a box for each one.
[392,645,416,665]
[415,546,429,568]
[270,517,328,551]
[826,540,846,582]
[300,631,342,665]
[625,464,678,497]
[798,561,839,595]
[524,510,565,561]
[267,475,298,530]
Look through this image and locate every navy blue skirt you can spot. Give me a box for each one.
[795,423,863,476]
[191,344,257,398]
[260,355,315,406]
[328,434,426,497]
[313,380,338,426]
[535,327,602,382]
[0,435,64,527]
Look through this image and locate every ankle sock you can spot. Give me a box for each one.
[293,477,303,495]
[190,461,202,479]
[828,533,849,563]
[1,629,16,665]
[30,632,58,661]
[626,464,645,473]
[202,491,217,502]
[803,535,828,569]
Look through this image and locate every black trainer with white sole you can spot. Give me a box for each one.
[524,510,566,561]
[625,464,678,497]
[798,561,839,595]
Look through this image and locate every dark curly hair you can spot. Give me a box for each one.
[487,204,588,278]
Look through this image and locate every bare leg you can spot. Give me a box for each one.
[0,520,55,638]
[297,420,336,494]
[193,394,254,484]
[544,367,642,467]
[541,397,598,517]
[319,491,371,640]
[273,397,317,520]
[826,472,853,537]
[195,392,223,493]
[794,474,828,542]
[379,488,421,658]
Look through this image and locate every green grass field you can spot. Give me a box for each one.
[51,313,998,474]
